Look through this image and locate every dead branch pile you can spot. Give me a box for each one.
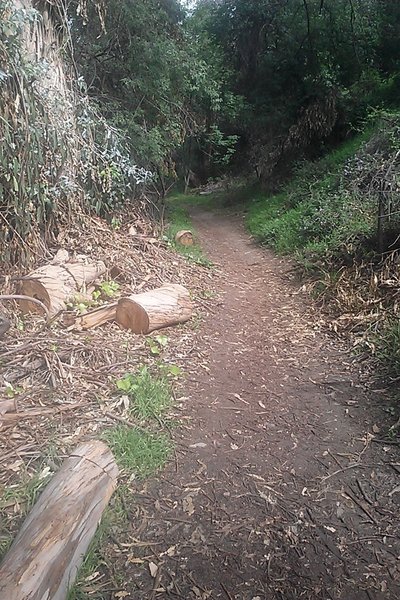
[0,212,214,546]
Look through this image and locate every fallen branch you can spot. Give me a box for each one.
[0,295,50,320]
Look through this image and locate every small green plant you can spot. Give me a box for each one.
[103,426,171,478]
[158,362,182,378]
[116,366,172,420]
[92,280,120,301]
[146,333,168,355]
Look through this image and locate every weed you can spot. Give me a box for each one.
[103,426,171,478]
[245,128,380,258]
[146,333,168,356]
[115,366,172,421]
[92,280,120,301]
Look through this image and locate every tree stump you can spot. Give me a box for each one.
[0,440,118,600]
[175,230,194,246]
[116,283,192,334]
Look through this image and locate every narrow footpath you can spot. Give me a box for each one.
[131,209,400,600]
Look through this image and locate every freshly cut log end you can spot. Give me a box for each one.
[116,298,150,334]
[0,440,118,600]
[18,260,106,317]
[175,230,194,246]
[116,283,192,334]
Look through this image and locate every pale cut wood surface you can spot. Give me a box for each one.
[0,440,118,600]
[175,229,194,246]
[72,302,117,330]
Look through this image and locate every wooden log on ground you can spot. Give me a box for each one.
[0,440,118,600]
[175,229,194,246]
[18,259,106,317]
[116,283,192,334]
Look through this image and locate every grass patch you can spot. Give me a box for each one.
[103,426,171,478]
[116,366,172,421]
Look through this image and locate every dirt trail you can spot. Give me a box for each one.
[132,209,400,600]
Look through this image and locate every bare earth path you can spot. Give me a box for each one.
[131,209,400,600]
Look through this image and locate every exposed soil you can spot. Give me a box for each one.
[129,209,400,600]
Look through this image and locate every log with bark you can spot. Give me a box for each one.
[0,440,118,600]
[175,230,194,246]
[18,259,106,317]
[116,283,192,334]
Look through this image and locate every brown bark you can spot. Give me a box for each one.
[116,284,192,334]
[0,441,118,600]
[18,260,106,317]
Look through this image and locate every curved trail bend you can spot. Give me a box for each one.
[133,209,400,600]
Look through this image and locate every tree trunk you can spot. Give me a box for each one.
[116,284,192,334]
[0,441,118,600]
[18,260,106,317]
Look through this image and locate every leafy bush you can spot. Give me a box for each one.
[246,120,400,261]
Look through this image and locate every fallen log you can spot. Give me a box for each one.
[116,283,192,334]
[18,259,106,317]
[0,440,118,600]
[175,229,194,246]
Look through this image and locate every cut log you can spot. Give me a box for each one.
[116,283,192,334]
[175,229,194,246]
[69,303,117,330]
[18,259,106,317]
[0,440,118,600]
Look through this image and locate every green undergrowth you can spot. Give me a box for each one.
[115,365,173,421]
[245,115,400,387]
[246,127,377,262]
